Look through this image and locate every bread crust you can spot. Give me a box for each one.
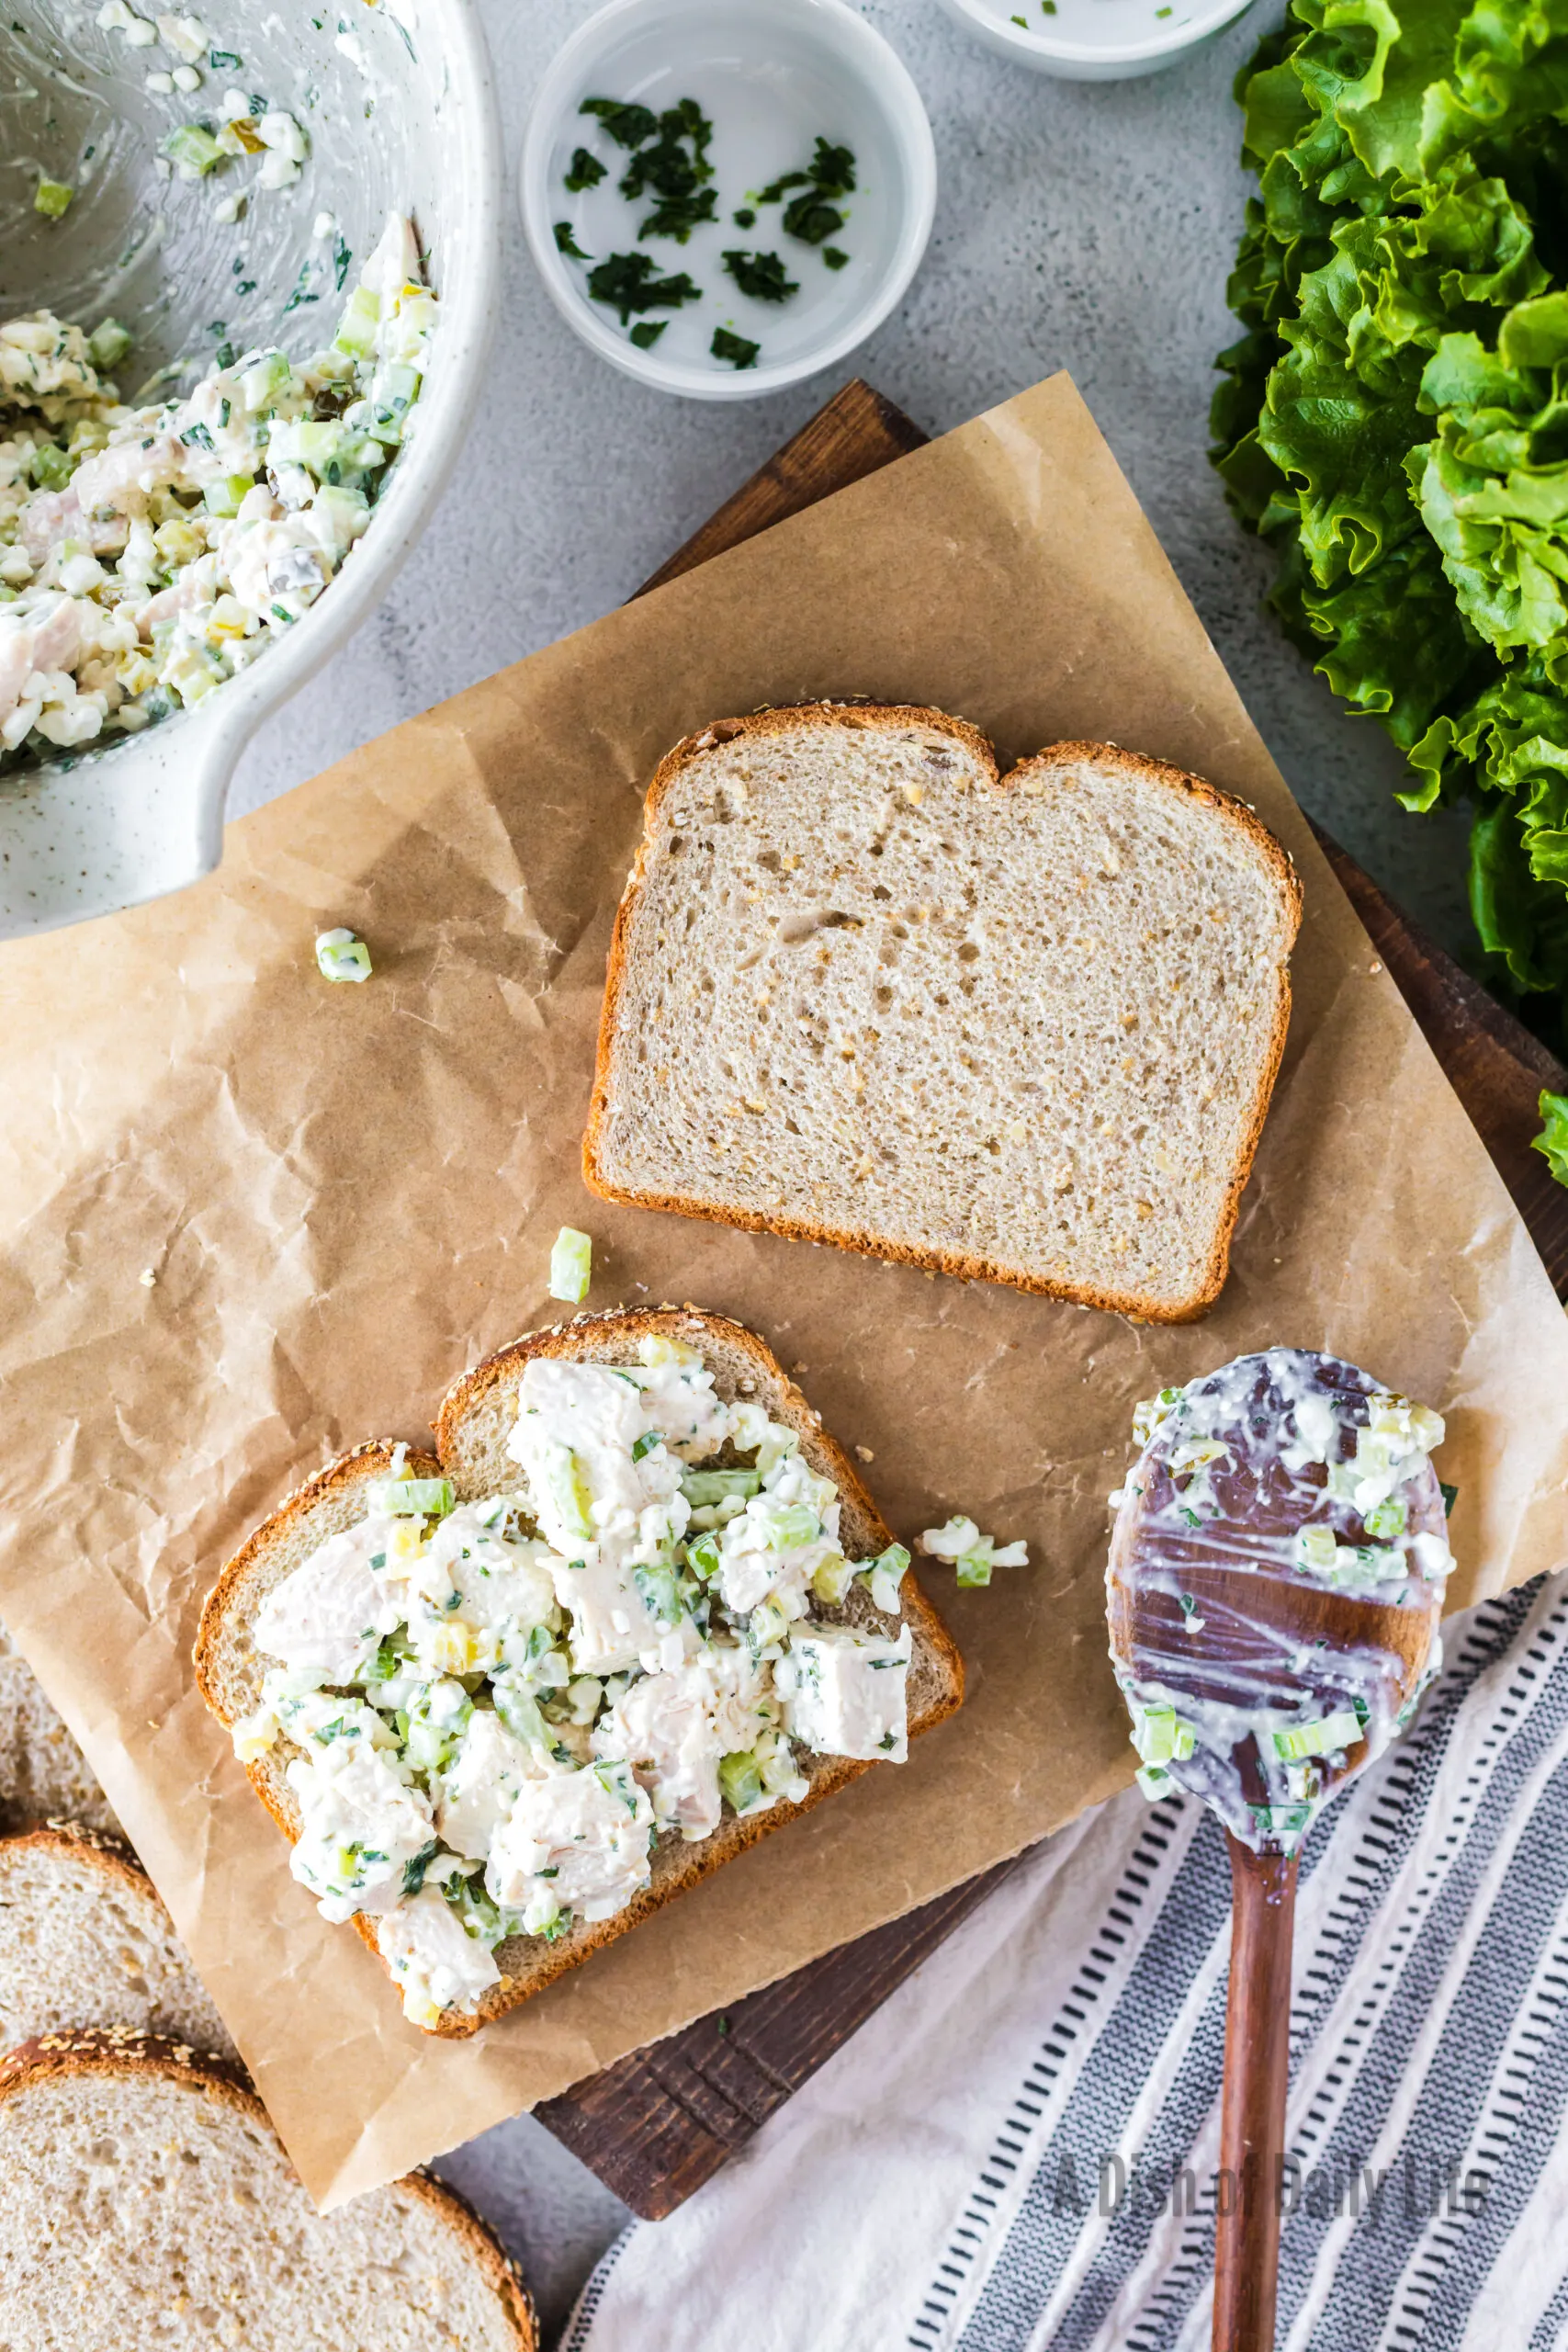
[582,706,1303,1323]
[2,1819,153,1900]
[196,1308,964,2039]
[0,2030,538,2349]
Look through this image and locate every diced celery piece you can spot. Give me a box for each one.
[1132,1704,1195,1767]
[333,283,381,359]
[86,319,132,370]
[1135,1764,1174,1800]
[289,419,353,477]
[240,348,291,411]
[164,123,224,175]
[548,1226,592,1304]
[492,1680,547,1748]
[28,442,73,492]
[811,1554,854,1605]
[680,1468,761,1507]
[310,482,370,545]
[718,1749,763,1813]
[764,1502,818,1550]
[863,1544,911,1612]
[367,360,420,440]
[749,1594,792,1648]
[341,434,389,474]
[685,1530,722,1578]
[377,1476,454,1518]
[536,1441,595,1544]
[956,1549,992,1589]
[202,472,255,517]
[314,927,372,983]
[1272,1709,1361,1763]
[1363,1495,1407,1541]
[34,177,73,218]
[1250,1802,1314,1838]
[631,1561,682,1625]
[1294,1524,1338,1575]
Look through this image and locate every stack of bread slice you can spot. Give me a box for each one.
[0,1624,536,2347]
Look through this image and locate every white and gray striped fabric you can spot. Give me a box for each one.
[567,1571,1568,2352]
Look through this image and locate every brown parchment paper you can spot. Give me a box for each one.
[3,374,1567,2209]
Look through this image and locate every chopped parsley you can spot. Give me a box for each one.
[629,320,666,349]
[823,247,850,271]
[554,220,593,260]
[639,186,717,243]
[564,145,607,191]
[281,261,319,315]
[619,97,716,243]
[722,249,798,303]
[586,251,701,323]
[757,136,857,248]
[580,96,659,148]
[402,1838,440,1895]
[711,325,760,369]
[733,206,756,228]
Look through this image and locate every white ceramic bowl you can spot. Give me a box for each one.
[521,0,936,401]
[934,0,1256,79]
[0,0,503,940]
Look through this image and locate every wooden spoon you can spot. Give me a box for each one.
[1106,1350,1448,2352]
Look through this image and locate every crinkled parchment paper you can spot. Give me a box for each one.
[2,376,1565,2205]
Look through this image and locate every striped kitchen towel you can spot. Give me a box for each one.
[565,1568,1568,2352]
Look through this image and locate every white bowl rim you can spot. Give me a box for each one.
[938,0,1255,64]
[520,0,937,402]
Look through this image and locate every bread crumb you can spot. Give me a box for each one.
[139,1268,157,1286]
[854,1445,874,1463]
[1370,959,1382,974]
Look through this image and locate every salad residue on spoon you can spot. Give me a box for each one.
[1107,1349,1453,1854]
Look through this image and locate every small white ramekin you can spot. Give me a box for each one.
[934,0,1257,80]
[521,0,937,401]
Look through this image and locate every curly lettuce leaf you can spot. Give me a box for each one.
[1533,1086,1568,1180]
[1216,0,1568,1133]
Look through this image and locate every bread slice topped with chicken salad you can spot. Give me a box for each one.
[195,1307,964,2037]
[583,705,1302,1322]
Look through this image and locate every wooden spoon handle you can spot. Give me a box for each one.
[1213,1831,1300,2352]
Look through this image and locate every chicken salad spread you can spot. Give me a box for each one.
[0,210,434,767]
[231,1335,913,2027]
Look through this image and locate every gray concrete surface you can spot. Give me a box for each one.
[237,3,1481,2337]
[231,0,1478,959]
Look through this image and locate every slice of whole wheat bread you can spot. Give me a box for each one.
[0,1619,118,1838]
[582,705,1303,1321]
[0,2030,536,2349]
[195,1308,964,2038]
[0,1825,236,2059]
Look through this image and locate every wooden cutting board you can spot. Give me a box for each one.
[533,379,1568,2218]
